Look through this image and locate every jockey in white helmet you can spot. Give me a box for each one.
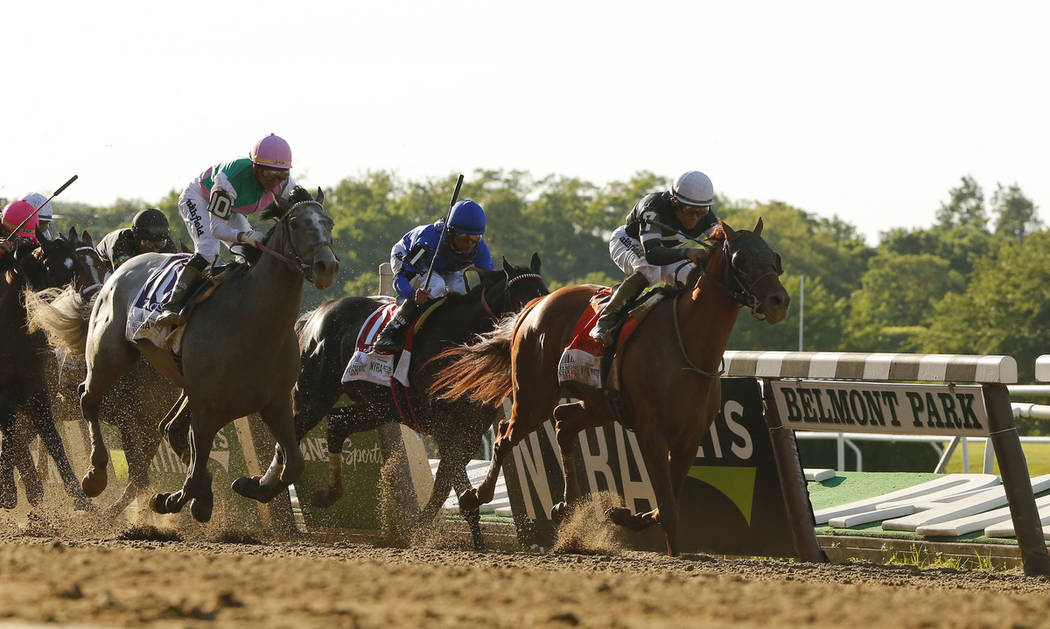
[591,170,721,346]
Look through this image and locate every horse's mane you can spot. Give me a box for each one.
[260,186,317,222]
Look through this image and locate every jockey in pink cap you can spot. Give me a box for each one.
[156,133,298,326]
[1,200,40,258]
[2,200,40,242]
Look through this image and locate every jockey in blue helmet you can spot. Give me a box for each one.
[373,199,494,354]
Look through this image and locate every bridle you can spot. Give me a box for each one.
[12,240,77,292]
[259,201,337,283]
[74,245,107,300]
[697,234,783,320]
[479,270,545,317]
[673,232,783,377]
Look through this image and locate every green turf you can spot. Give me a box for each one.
[806,471,1050,546]
[940,441,1050,475]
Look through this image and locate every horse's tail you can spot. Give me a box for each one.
[429,312,521,408]
[24,286,93,356]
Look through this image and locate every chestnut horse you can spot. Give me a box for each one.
[431,220,790,556]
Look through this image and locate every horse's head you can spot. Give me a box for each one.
[262,186,339,290]
[12,225,78,291]
[478,253,547,316]
[68,227,109,299]
[715,219,790,324]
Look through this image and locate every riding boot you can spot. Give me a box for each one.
[589,271,650,347]
[155,253,208,327]
[372,299,425,355]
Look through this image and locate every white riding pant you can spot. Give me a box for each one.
[609,225,695,286]
[406,271,467,303]
[178,184,252,263]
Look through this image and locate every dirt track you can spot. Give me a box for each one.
[2,517,1050,629]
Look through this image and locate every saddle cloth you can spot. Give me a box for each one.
[557,286,664,390]
[341,301,411,387]
[126,254,191,351]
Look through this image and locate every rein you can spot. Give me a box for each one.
[75,246,104,299]
[260,201,336,280]
[672,292,725,378]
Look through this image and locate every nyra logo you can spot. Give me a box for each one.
[772,380,989,437]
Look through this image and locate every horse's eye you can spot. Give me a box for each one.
[773,253,783,275]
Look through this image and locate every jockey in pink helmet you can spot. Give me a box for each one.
[157,133,298,327]
[2,200,41,242]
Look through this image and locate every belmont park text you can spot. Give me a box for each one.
[776,383,985,431]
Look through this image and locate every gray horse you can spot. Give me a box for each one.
[30,189,338,522]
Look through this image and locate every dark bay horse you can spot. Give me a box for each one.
[0,226,92,510]
[432,220,790,556]
[291,255,546,549]
[29,236,183,520]
[29,189,338,522]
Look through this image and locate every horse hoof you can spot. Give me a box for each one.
[149,493,173,514]
[232,476,275,503]
[190,497,213,523]
[458,488,481,512]
[231,476,259,499]
[606,507,631,526]
[26,487,44,508]
[551,501,570,524]
[310,489,339,509]
[81,470,107,498]
[0,491,16,510]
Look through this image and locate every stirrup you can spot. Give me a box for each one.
[155,309,185,327]
[373,329,405,354]
[589,324,616,347]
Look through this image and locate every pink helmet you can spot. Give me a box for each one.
[2,200,40,241]
[250,134,292,170]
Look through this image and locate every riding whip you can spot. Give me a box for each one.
[421,173,464,294]
[3,174,78,242]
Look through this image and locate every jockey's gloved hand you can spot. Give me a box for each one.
[237,231,265,248]
[686,248,709,266]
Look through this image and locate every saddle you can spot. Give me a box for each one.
[558,284,668,393]
[341,297,447,388]
[126,258,246,354]
[180,262,247,325]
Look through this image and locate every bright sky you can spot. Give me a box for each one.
[5,1,1047,244]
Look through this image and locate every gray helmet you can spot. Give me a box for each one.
[131,208,170,240]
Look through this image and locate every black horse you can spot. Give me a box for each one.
[293,254,547,549]
[0,226,92,509]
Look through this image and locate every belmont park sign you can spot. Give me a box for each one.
[770,380,989,437]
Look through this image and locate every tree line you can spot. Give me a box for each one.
[37,171,1045,380]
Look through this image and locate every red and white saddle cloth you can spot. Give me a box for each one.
[557,287,662,389]
[341,301,412,387]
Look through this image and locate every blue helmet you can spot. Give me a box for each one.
[447,199,486,235]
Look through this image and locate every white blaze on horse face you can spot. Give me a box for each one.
[64,258,74,271]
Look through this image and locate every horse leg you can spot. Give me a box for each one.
[79,383,111,498]
[106,420,161,520]
[310,406,355,508]
[160,394,191,465]
[449,448,486,552]
[12,415,43,507]
[550,399,609,523]
[79,337,138,498]
[152,417,218,522]
[25,389,90,509]
[606,431,680,556]
[461,386,558,511]
[0,396,21,508]
[232,397,303,504]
